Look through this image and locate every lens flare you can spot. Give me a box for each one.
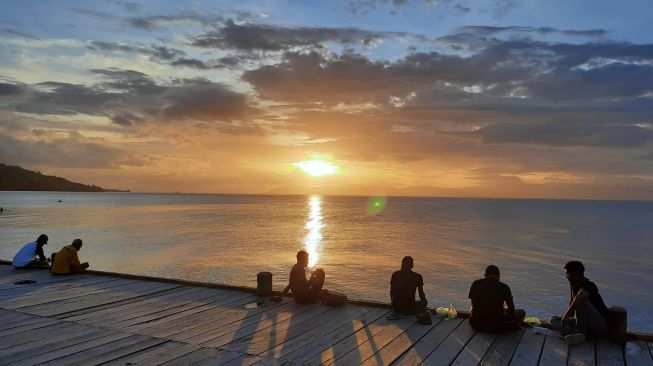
[367,196,386,215]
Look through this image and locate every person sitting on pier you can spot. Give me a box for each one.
[550,261,609,345]
[12,234,49,269]
[282,250,325,304]
[50,239,90,275]
[468,265,525,333]
[387,256,429,321]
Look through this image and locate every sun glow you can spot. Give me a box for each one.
[296,160,338,177]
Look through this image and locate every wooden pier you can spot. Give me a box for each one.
[1,263,652,365]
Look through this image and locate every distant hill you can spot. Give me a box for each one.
[0,163,127,192]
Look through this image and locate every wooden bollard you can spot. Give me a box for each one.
[607,306,627,344]
[257,272,272,297]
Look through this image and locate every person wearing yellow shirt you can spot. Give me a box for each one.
[51,239,89,274]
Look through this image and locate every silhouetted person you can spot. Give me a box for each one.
[388,256,428,319]
[51,239,90,274]
[468,265,525,333]
[550,261,609,345]
[283,250,325,303]
[12,234,49,268]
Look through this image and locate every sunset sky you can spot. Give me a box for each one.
[1,0,653,199]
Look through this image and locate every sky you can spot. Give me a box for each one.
[1,0,653,200]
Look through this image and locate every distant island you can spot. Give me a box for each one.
[0,163,129,192]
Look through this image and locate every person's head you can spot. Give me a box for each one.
[401,256,413,270]
[36,234,48,246]
[71,239,83,251]
[296,250,308,267]
[564,260,585,285]
[484,264,500,280]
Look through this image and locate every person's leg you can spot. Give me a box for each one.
[68,262,89,274]
[576,301,608,337]
[308,269,325,300]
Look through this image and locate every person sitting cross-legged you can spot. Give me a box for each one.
[12,234,50,269]
[387,256,429,321]
[550,261,609,345]
[468,265,526,333]
[50,239,90,275]
[282,250,325,304]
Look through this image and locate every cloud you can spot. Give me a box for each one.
[0,131,149,169]
[104,0,141,13]
[88,41,186,62]
[190,20,408,51]
[0,83,23,96]
[453,25,608,38]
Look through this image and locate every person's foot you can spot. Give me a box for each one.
[565,333,586,345]
[386,311,403,320]
[416,311,432,325]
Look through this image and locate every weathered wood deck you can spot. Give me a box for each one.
[1,264,651,366]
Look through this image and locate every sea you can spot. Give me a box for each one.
[0,191,651,333]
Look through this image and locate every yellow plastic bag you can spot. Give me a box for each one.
[524,316,541,327]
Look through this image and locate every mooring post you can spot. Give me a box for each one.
[257,271,273,297]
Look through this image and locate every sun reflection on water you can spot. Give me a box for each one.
[304,195,323,268]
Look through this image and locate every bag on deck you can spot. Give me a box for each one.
[320,290,347,306]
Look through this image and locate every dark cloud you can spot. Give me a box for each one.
[0,83,23,96]
[454,25,608,38]
[4,68,260,131]
[2,28,40,40]
[170,58,212,69]
[88,41,186,62]
[476,123,653,147]
[126,14,223,30]
[190,20,407,51]
[0,131,148,168]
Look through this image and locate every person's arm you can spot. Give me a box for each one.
[562,289,590,322]
[35,245,46,261]
[504,286,516,314]
[283,284,291,294]
[418,284,426,302]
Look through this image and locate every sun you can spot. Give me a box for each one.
[296,160,338,177]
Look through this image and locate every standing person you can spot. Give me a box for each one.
[12,234,49,268]
[387,256,429,321]
[550,261,609,345]
[282,250,325,303]
[468,265,525,333]
[50,239,90,275]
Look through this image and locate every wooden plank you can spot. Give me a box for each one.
[0,276,122,300]
[35,334,154,365]
[595,339,624,366]
[420,319,477,366]
[88,287,239,329]
[51,337,168,365]
[0,327,107,365]
[159,347,222,366]
[197,300,316,347]
[133,294,264,338]
[100,340,190,366]
[60,285,204,322]
[539,333,569,366]
[20,282,181,317]
[277,308,390,365]
[268,307,388,362]
[480,329,524,366]
[299,310,401,366]
[219,303,337,355]
[127,343,202,366]
[0,317,60,337]
[509,328,546,366]
[0,278,139,309]
[324,314,419,365]
[10,331,131,365]
[625,341,653,366]
[392,317,464,366]
[196,351,264,366]
[360,317,443,366]
[451,331,497,366]
[568,339,595,366]
[125,292,255,333]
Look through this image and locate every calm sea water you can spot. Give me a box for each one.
[0,192,651,332]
